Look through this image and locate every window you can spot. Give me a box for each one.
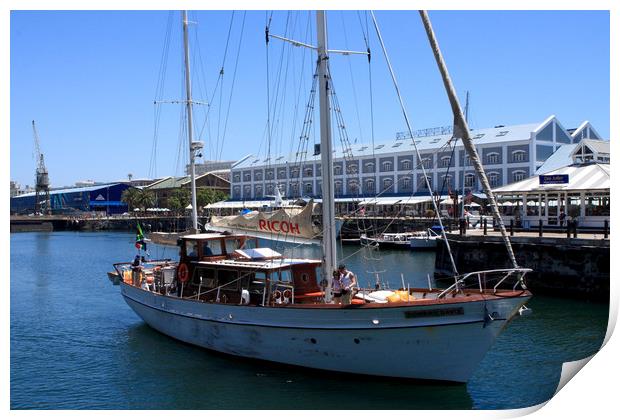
[382,161,393,171]
[512,150,526,162]
[365,162,375,172]
[513,171,526,182]
[304,183,313,194]
[421,158,432,169]
[358,146,368,152]
[348,180,359,194]
[291,183,299,196]
[347,163,358,174]
[383,178,393,189]
[255,186,263,196]
[266,170,274,179]
[488,172,500,187]
[244,186,251,195]
[536,145,554,161]
[430,138,441,144]
[400,159,411,170]
[244,173,251,181]
[464,174,475,188]
[472,133,485,140]
[442,175,452,188]
[335,181,343,195]
[441,156,451,167]
[392,142,403,148]
[496,130,509,137]
[233,173,241,182]
[420,176,432,190]
[402,177,411,189]
[290,167,300,178]
[304,167,313,177]
[334,165,343,175]
[366,179,375,191]
[375,144,385,150]
[486,152,499,164]
[278,169,286,178]
[266,185,274,194]
[464,155,472,166]
[255,172,263,181]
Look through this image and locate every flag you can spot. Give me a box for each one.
[135,222,147,251]
[465,190,473,205]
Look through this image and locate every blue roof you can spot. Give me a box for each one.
[233,121,541,170]
[13,183,128,198]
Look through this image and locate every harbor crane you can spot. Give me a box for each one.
[32,120,50,215]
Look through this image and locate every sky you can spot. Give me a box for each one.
[9,9,610,188]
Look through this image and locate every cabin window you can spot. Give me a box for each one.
[217,269,240,291]
[224,238,242,254]
[277,269,293,283]
[202,240,223,257]
[185,240,198,258]
[194,268,217,288]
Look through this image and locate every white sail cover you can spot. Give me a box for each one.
[208,202,322,245]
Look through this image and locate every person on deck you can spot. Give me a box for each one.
[338,264,358,305]
[331,270,343,304]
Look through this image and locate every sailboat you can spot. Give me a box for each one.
[112,10,531,383]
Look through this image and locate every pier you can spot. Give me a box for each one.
[435,231,609,301]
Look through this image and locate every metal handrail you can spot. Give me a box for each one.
[438,268,532,299]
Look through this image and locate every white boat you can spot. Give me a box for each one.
[112,10,532,383]
[409,229,440,249]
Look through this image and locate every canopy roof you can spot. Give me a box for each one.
[494,163,610,194]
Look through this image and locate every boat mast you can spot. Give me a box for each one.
[317,10,337,302]
[461,91,469,218]
[419,11,519,268]
[183,10,199,232]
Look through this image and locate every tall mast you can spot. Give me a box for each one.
[183,10,199,231]
[317,10,337,301]
[461,91,469,218]
[419,11,518,268]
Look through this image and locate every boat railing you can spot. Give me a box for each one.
[437,268,531,298]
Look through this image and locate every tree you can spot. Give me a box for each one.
[169,188,190,215]
[197,188,228,209]
[121,188,141,214]
[135,189,155,215]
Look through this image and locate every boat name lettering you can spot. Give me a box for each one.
[404,307,464,318]
[258,219,301,235]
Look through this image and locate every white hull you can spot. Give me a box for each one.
[121,283,529,382]
[409,237,438,249]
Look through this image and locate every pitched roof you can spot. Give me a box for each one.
[233,120,543,170]
[494,163,610,193]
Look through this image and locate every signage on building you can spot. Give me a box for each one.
[539,174,569,185]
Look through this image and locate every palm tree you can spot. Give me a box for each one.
[121,188,141,214]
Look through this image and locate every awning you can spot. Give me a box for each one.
[358,195,448,206]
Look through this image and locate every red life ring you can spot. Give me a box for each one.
[177,263,189,283]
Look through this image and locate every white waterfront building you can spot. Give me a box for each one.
[230,115,604,202]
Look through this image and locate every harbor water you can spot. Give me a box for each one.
[10,231,608,409]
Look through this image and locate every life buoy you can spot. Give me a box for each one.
[177,263,189,283]
[283,289,292,300]
[273,290,282,301]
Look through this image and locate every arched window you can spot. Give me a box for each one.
[382,161,393,172]
[383,178,393,189]
[402,159,412,170]
[365,162,375,172]
[421,158,432,169]
[486,152,500,164]
[488,172,500,187]
[335,181,343,195]
[347,163,358,174]
[402,177,411,189]
[304,167,313,177]
[512,150,526,162]
[513,171,526,182]
[441,156,452,167]
[465,173,475,188]
[334,165,343,175]
[348,180,359,194]
[366,179,375,191]
[442,175,453,188]
[304,182,313,194]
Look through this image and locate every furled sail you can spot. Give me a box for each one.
[208,201,324,245]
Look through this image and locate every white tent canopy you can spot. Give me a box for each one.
[493,163,610,193]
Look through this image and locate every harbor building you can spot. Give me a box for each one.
[145,172,230,209]
[493,138,610,228]
[10,183,133,215]
[229,115,604,203]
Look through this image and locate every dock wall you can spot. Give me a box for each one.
[435,234,609,301]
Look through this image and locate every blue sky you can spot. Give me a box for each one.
[10,10,609,188]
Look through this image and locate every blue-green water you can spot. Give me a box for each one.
[10,232,608,409]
